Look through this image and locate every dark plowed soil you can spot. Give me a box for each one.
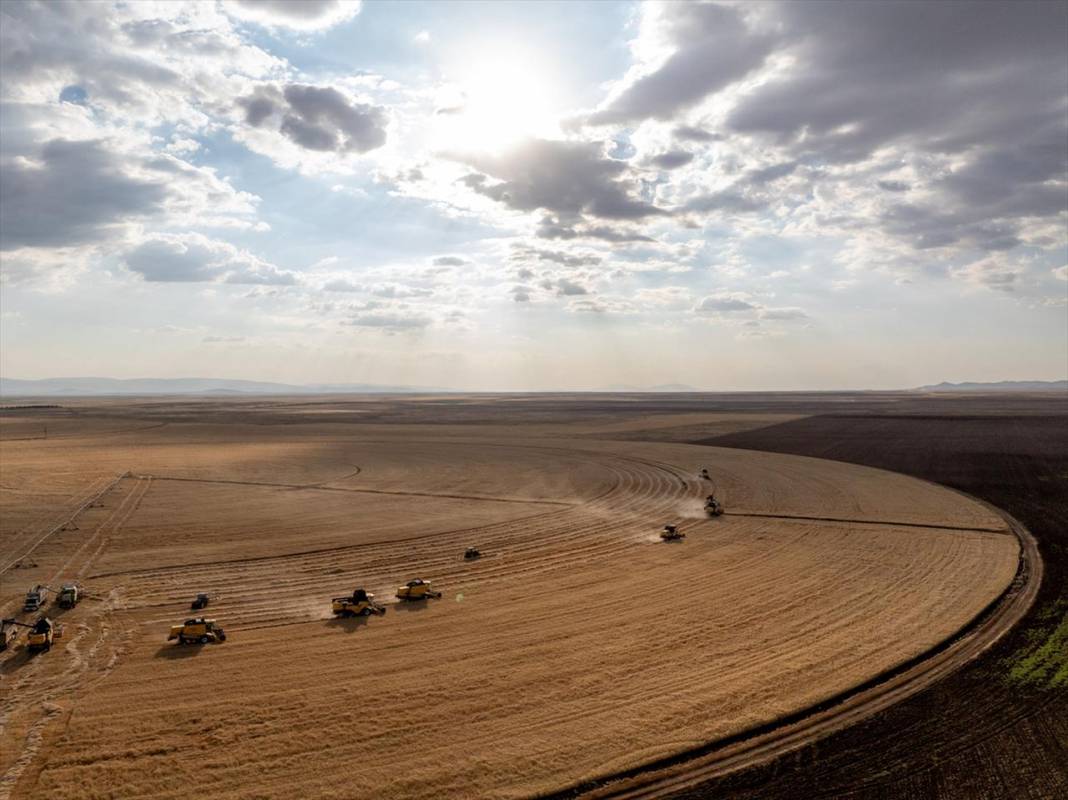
[681,411,1068,800]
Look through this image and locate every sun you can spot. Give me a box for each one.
[437,48,560,152]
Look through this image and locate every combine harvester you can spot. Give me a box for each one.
[1,617,62,653]
[332,588,386,617]
[168,618,227,645]
[396,579,442,601]
[704,494,724,517]
[56,583,103,608]
[660,524,686,541]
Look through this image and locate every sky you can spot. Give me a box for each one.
[1,0,1066,391]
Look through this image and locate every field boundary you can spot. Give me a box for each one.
[539,492,1040,800]
[724,510,1010,535]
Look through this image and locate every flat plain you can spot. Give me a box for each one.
[0,395,1040,799]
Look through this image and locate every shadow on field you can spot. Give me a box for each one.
[0,648,35,673]
[391,600,434,613]
[154,643,211,659]
[325,615,371,633]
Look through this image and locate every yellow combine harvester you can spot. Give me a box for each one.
[396,579,442,601]
[27,617,60,652]
[332,588,386,617]
[168,618,227,645]
[660,524,685,541]
[2,617,61,653]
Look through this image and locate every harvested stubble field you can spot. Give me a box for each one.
[0,397,1033,799]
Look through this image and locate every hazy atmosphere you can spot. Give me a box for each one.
[1,0,1066,389]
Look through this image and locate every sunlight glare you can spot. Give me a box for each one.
[439,46,559,152]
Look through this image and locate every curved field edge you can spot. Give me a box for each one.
[545,490,1041,800]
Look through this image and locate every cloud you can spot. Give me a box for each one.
[323,278,361,292]
[0,139,168,250]
[587,3,776,125]
[512,246,602,267]
[683,190,765,215]
[238,83,388,153]
[650,150,694,170]
[432,255,468,266]
[202,335,246,343]
[535,216,655,243]
[555,278,589,296]
[224,0,361,31]
[1054,266,1068,282]
[452,138,667,222]
[590,0,1066,284]
[370,283,433,298]
[953,257,1024,293]
[673,125,720,143]
[759,307,808,320]
[695,293,758,313]
[124,234,296,285]
[344,311,431,331]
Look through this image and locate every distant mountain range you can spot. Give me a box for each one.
[916,380,1067,392]
[596,383,701,392]
[3,377,1065,397]
[0,377,446,396]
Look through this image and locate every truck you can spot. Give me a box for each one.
[23,585,47,612]
[57,584,80,609]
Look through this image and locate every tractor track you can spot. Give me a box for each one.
[2,433,1030,800]
[0,473,130,576]
[542,502,1039,800]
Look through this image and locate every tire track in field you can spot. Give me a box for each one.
[553,504,1040,800]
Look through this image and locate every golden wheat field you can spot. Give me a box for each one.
[0,399,1021,800]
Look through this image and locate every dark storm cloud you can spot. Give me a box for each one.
[588,3,776,125]
[452,138,667,222]
[239,84,388,153]
[0,139,167,250]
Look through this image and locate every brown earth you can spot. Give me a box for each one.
[0,395,1052,799]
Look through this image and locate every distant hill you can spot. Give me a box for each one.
[597,383,701,392]
[916,380,1067,393]
[0,377,446,397]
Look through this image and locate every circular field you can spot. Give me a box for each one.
[0,430,1023,800]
